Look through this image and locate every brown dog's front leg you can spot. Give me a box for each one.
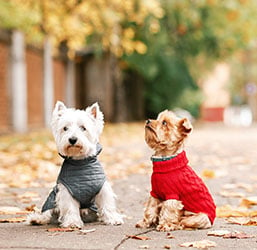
[136,196,161,228]
[157,199,184,231]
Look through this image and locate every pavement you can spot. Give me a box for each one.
[1,124,257,250]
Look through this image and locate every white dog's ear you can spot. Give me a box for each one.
[53,101,67,118]
[87,102,104,121]
[87,103,104,135]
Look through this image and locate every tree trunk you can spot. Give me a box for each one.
[111,54,127,122]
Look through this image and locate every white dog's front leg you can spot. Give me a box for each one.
[95,181,124,225]
[56,183,84,228]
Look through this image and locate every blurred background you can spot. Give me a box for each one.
[0,0,257,133]
[1,1,257,223]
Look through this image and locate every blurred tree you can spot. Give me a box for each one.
[1,0,257,119]
[2,0,163,121]
[123,0,257,117]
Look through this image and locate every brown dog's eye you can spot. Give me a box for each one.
[162,120,167,126]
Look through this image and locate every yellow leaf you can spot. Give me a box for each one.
[240,196,257,208]
[201,169,215,179]
[216,205,249,218]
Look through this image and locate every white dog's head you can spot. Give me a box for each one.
[51,101,104,159]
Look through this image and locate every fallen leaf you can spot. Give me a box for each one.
[18,191,40,199]
[226,217,257,226]
[222,183,253,193]
[166,232,175,239]
[219,190,245,198]
[237,183,254,193]
[139,245,150,249]
[201,169,215,179]
[207,230,231,237]
[240,196,257,208]
[79,228,96,234]
[164,245,171,249]
[127,235,151,240]
[25,204,37,212]
[180,240,216,248]
[0,206,29,215]
[47,227,79,232]
[0,217,26,223]
[223,232,254,239]
[216,205,249,218]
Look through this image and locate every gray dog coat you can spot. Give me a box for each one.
[42,144,106,213]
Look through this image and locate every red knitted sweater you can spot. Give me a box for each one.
[151,151,216,224]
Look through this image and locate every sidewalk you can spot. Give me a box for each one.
[1,124,257,249]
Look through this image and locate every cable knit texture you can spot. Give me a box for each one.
[151,151,216,224]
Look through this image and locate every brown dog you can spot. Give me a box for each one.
[136,110,216,231]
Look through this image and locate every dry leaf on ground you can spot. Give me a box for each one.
[208,230,254,239]
[223,232,255,239]
[180,239,216,248]
[219,190,245,198]
[25,204,37,212]
[0,206,29,215]
[79,228,96,234]
[201,169,215,179]
[207,230,231,237]
[127,235,151,240]
[216,205,251,218]
[226,217,257,226]
[240,196,257,208]
[166,232,175,239]
[138,245,150,249]
[222,183,253,193]
[47,227,79,232]
[0,217,26,223]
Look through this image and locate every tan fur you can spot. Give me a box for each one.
[136,110,211,231]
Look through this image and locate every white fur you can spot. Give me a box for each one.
[26,101,123,228]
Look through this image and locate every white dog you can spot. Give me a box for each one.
[27,101,123,228]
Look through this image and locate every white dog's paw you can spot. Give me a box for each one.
[60,217,84,228]
[100,212,124,225]
[26,212,51,225]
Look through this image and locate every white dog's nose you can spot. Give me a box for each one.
[69,137,78,145]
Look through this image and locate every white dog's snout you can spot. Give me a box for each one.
[69,137,78,145]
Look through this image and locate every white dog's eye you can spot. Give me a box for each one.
[63,126,68,131]
[162,120,167,126]
[80,125,86,131]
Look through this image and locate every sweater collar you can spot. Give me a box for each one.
[152,151,189,172]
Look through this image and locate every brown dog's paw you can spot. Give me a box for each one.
[156,223,181,232]
[135,220,151,229]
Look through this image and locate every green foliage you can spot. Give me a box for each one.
[0,0,39,32]
[123,0,257,118]
[174,88,203,118]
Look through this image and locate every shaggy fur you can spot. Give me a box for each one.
[26,101,123,228]
[136,110,215,231]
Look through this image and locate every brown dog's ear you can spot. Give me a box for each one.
[178,118,193,135]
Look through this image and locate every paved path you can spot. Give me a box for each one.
[1,124,257,249]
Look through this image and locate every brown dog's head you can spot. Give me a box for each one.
[145,110,192,156]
